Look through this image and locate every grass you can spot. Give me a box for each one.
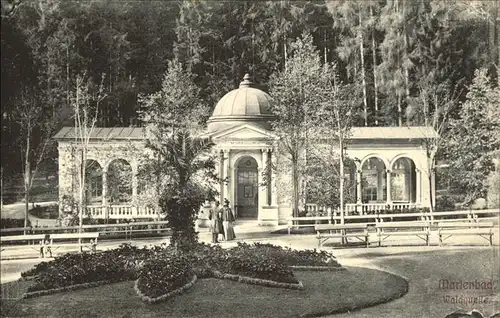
[332,247,499,318]
[0,267,408,318]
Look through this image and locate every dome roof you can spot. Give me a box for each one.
[207,74,274,132]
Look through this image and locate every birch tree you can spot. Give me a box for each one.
[269,33,332,218]
[14,86,57,233]
[413,78,461,213]
[315,65,360,224]
[70,74,106,232]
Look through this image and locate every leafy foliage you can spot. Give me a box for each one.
[21,241,342,297]
[444,69,499,204]
[233,242,340,268]
[139,59,216,249]
[269,33,336,217]
[137,253,194,299]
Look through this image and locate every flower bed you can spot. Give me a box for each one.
[23,280,111,299]
[23,243,158,293]
[135,254,195,299]
[290,265,346,271]
[211,270,304,290]
[19,242,345,302]
[232,242,341,268]
[219,252,299,284]
[135,275,197,304]
[26,253,135,293]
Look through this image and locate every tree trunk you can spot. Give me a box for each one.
[339,138,345,225]
[403,3,411,125]
[397,92,402,126]
[24,162,30,235]
[24,129,31,234]
[66,45,70,109]
[427,153,435,216]
[359,9,368,126]
[79,149,85,232]
[1,168,3,213]
[292,158,300,220]
[371,5,379,126]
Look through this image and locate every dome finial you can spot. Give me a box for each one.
[239,73,253,88]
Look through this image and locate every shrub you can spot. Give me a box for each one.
[233,243,340,268]
[30,205,59,219]
[486,172,500,208]
[220,251,298,284]
[435,195,458,212]
[185,242,226,276]
[22,242,318,297]
[24,243,158,292]
[137,253,194,298]
[0,218,30,229]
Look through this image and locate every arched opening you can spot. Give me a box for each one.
[235,156,259,219]
[107,159,132,204]
[361,157,387,203]
[391,157,416,203]
[85,160,102,205]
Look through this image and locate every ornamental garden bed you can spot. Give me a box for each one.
[1,267,408,318]
[16,242,342,302]
[0,242,410,317]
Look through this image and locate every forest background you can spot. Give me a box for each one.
[1,0,499,207]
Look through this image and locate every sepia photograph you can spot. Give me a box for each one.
[1,0,499,317]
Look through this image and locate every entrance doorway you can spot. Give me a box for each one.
[235,157,258,219]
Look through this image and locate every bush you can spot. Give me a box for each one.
[487,172,500,208]
[24,243,158,292]
[137,253,194,298]
[22,242,322,297]
[30,205,59,219]
[233,243,340,268]
[0,218,30,229]
[435,195,458,212]
[220,250,298,284]
[185,242,226,276]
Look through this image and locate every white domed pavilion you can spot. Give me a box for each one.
[54,73,436,225]
[207,74,274,133]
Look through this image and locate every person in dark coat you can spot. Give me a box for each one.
[208,201,222,243]
[222,199,236,241]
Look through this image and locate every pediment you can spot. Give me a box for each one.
[210,124,277,141]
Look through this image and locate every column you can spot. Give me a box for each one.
[431,168,436,209]
[270,149,278,206]
[258,149,267,212]
[131,164,138,216]
[102,165,108,219]
[386,170,392,207]
[219,150,224,203]
[415,168,421,204]
[223,149,230,203]
[262,149,270,206]
[356,170,362,204]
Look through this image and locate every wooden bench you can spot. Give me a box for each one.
[0,234,48,253]
[315,224,369,248]
[287,217,331,235]
[438,222,494,246]
[49,232,99,253]
[375,221,431,247]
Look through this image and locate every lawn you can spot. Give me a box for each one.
[331,247,499,318]
[0,266,407,318]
